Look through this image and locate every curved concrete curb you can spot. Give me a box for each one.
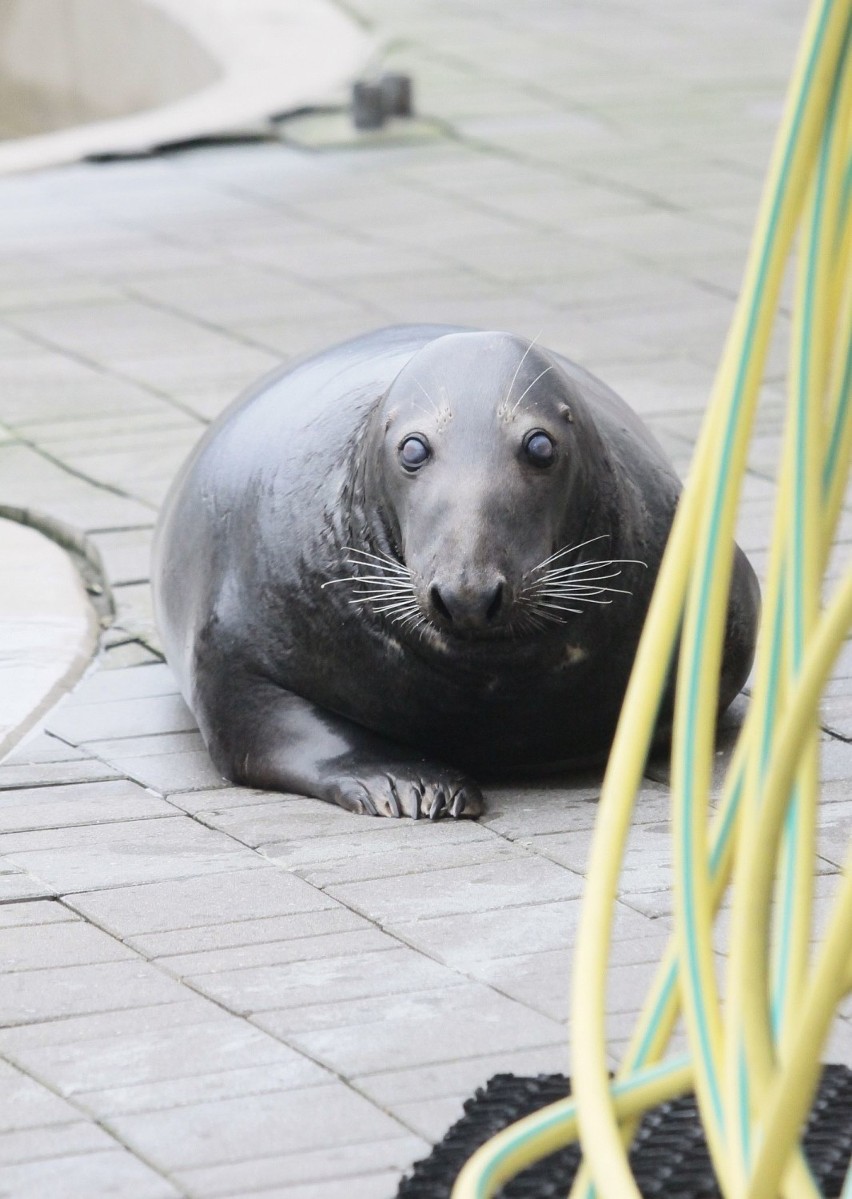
[0,518,99,760]
[0,0,374,174]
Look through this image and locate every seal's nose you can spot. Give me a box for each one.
[429,577,507,630]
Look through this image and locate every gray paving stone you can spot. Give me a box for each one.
[284,816,490,882]
[266,829,512,886]
[64,663,177,706]
[0,778,175,833]
[0,756,122,789]
[68,867,334,936]
[324,855,584,924]
[173,1136,430,1198]
[0,959,189,1026]
[387,1093,471,1143]
[258,982,566,1075]
[1,734,84,766]
[183,943,467,1016]
[264,1172,405,1199]
[128,907,367,960]
[0,865,56,903]
[202,797,399,844]
[46,694,195,744]
[85,737,226,793]
[354,1041,568,1107]
[6,1018,327,1100]
[106,1084,409,1173]
[0,920,133,971]
[0,1120,116,1166]
[0,997,234,1051]
[524,822,676,895]
[165,787,277,816]
[154,925,401,978]
[0,1060,82,1130]
[0,815,256,892]
[86,527,153,587]
[388,896,651,969]
[0,898,77,928]
[0,1150,180,1198]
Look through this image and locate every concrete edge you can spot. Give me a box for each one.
[0,509,108,762]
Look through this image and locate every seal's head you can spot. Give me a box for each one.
[361,331,624,646]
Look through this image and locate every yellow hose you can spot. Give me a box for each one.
[451,0,851,1195]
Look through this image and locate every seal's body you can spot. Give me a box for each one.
[153,326,759,819]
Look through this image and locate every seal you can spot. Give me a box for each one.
[152,325,760,820]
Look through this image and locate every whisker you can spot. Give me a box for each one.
[502,331,541,414]
[412,377,441,419]
[510,364,553,416]
[343,547,410,573]
[532,535,612,573]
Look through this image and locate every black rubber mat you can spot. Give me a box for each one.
[396,1064,852,1198]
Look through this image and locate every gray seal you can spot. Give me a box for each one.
[152,326,759,819]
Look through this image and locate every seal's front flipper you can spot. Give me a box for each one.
[197,680,484,820]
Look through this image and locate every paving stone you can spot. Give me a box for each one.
[173,1136,430,1198]
[127,906,367,959]
[0,778,175,833]
[0,816,256,892]
[6,1018,326,1100]
[270,830,514,887]
[0,756,122,789]
[87,527,154,586]
[165,787,278,817]
[324,855,584,924]
[0,1060,82,1130]
[0,1120,116,1166]
[0,1150,180,1198]
[202,796,401,843]
[183,943,467,1016]
[257,982,566,1075]
[46,694,195,744]
[0,959,189,1026]
[0,997,234,1051]
[0,898,77,928]
[0,865,57,903]
[523,821,676,895]
[63,663,177,706]
[154,925,400,978]
[1,733,85,765]
[354,1041,568,1107]
[387,896,651,969]
[387,1093,472,1143]
[0,920,133,971]
[83,735,226,793]
[260,1172,406,1199]
[106,1084,408,1172]
[68,867,334,936]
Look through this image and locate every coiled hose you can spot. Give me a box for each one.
[452,0,851,1194]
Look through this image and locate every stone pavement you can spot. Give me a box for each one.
[0,1,850,1196]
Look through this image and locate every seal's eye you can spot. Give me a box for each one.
[524,430,556,466]
[399,435,430,471]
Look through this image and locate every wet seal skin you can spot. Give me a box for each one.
[152,326,760,820]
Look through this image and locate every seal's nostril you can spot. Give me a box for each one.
[486,581,504,622]
[429,585,453,623]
